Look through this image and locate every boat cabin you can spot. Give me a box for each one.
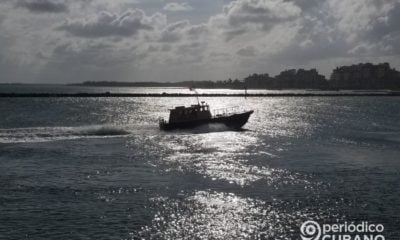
[169,102,211,123]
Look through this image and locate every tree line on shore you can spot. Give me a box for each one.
[78,62,400,90]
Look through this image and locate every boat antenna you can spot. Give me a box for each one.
[189,86,200,105]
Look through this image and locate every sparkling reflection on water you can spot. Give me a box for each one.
[140,191,308,239]
[0,96,399,239]
[141,129,312,187]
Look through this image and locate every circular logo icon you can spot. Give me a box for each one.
[300,220,321,240]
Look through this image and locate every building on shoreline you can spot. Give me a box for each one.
[243,63,400,90]
[75,63,400,90]
[243,69,328,89]
[329,63,400,89]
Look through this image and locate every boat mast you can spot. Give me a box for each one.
[189,87,200,105]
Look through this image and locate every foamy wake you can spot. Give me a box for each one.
[0,125,132,143]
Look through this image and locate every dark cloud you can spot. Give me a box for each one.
[284,0,326,10]
[58,10,154,38]
[364,2,400,52]
[264,0,400,70]
[158,21,206,43]
[225,0,301,31]
[223,28,246,41]
[323,0,400,58]
[213,0,302,41]
[16,0,68,13]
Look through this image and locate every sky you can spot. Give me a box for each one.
[0,0,399,83]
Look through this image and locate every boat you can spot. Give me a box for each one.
[159,101,254,130]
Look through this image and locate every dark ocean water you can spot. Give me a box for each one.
[0,88,399,239]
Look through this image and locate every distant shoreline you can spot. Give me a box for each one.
[1,92,399,98]
[1,62,400,90]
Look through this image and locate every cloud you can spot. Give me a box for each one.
[1,0,400,83]
[284,0,326,11]
[357,1,400,55]
[158,21,190,42]
[16,0,68,13]
[57,10,157,38]
[157,20,206,43]
[209,0,301,41]
[237,45,257,57]
[0,14,6,25]
[224,0,301,29]
[164,2,193,12]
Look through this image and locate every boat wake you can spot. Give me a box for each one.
[0,125,132,143]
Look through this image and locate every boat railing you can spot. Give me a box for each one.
[212,106,244,117]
